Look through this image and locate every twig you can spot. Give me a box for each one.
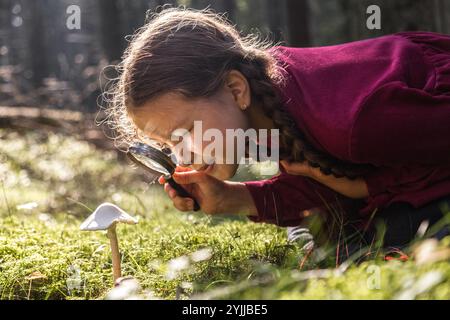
[1,179,12,217]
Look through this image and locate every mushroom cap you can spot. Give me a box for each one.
[80,203,138,231]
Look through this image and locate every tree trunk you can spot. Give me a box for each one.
[98,0,123,62]
[285,0,310,47]
[266,0,284,43]
[215,0,236,21]
[27,0,48,87]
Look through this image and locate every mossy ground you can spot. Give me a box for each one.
[0,129,449,300]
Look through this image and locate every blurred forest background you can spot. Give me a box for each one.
[0,0,449,113]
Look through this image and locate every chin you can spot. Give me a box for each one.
[208,163,239,181]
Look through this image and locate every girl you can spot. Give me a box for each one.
[106,7,450,257]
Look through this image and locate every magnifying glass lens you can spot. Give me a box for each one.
[128,142,200,212]
[131,153,170,175]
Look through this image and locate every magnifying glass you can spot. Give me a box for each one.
[128,142,200,211]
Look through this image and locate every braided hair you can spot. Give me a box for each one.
[103,6,375,180]
[235,56,375,179]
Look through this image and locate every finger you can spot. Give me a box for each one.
[280,160,298,170]
[163,182,194,210]
[280,160,310,175]
[173,171,206,185]
[173,196,194,212]
[281,160,308,170]
[164,183,177,199]
[280,160,295,173]
[280,160,290,168]
[175,166,193,173]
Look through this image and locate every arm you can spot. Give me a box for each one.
[347,81,450,198]
[167,169,257,216]
[350,81,450,167]
[166,167,349,227]
[280,160,369,199]
[244,171,347,227]
[220,181,258,217]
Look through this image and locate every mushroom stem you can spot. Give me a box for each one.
[107,224,121,282]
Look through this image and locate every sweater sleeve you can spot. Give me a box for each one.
[363,164,444,198]
[243,171,344,227]
[350,81,450,167]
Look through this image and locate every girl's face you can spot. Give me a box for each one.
[129,86,251,181]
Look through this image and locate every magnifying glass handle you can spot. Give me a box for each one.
[166,176,200,212]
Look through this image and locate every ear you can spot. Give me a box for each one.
[225,70,252,111]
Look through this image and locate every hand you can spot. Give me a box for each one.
[159,167,257,216]
[280,160,320,179]
[280,160,369,199]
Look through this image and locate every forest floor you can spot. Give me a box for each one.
[0,126,449,300]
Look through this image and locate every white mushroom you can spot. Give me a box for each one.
[80,203,138,283]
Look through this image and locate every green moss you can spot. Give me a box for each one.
[0,129,449,300]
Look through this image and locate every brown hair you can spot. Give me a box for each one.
[102,6,374,179]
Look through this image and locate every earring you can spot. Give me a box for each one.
[242,104,248,110]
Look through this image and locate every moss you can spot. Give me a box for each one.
[0,129,449,300]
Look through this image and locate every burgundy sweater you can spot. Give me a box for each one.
[244,31,450,227]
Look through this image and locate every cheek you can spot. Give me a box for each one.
[188,104,249,164]
[207,103,249,133]
[206,109,249,147]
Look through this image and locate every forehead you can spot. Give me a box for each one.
[129,92,199,141]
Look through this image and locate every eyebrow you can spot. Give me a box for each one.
[145,118,190,144]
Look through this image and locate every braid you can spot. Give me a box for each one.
[236,56,375,180]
